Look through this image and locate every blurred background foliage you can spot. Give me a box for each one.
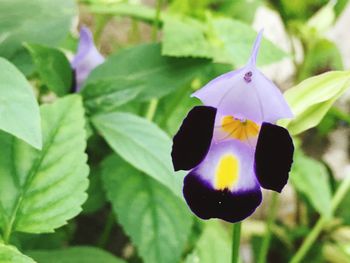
[1,0,350,262]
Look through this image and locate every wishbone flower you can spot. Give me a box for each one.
[71,26,105,91]
[171,30,295,223]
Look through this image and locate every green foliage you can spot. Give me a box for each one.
[290,151,332,217]
[26,44,73,96]
[185,221,231,263]
[281,70,350,135]
[92,111,184,197]
[0,0,76,59]
[82,43,209,113]
[82,167,106,214]
[1,0,350,262]
[0,57,42,149]
[297,39,343,81]
[102,155,192,263]
[162,17,287,67]
[0,95,88,240]
[27,246,126,263]
[0,243,35,263]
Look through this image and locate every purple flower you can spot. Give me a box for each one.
[71,26,105,91]
[171,31,294,223]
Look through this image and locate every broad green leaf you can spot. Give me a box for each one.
[210,18,287,66]
[82,43,210,112]
[0,95,89,237]
[0,57,42,149]
[102,155,192,263]
[26,44,73,96]
[0,243,35,263]
[162,17,287,67]
[82,79,142,115]
[281,71,350,135]
[162,17,212,59]
[0,0,76,59]
[185,221,231,263]
[27,246,125,263]
[290,151,332,217]
[92,112,184,197]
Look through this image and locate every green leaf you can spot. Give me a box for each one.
[82,167,106,214]
[297,39,343,81]
[92,112,184,197]
[0,57,42,149]
[0,0,77,59]
[185,221,231,263]
[162,17,287,67]
[82,43,210,113]
[102,155,192,263]
[162,17,213,59]
[0,243,36,263]
[26,44,73,96]
[82,79,143,115]
[290,151,332,217]
[281,71,350,135]
[0,95,89,239]
[210,18,287,66]
[27,246,125,263]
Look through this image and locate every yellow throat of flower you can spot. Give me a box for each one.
[221,116,260,141]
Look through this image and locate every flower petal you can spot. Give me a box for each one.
[183,140,262,222]
[71,26,105,91]
[191,31,293,124]
[254,123,294,192]
[172,106,217,171]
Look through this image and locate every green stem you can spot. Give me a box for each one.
[144,0,162,119]
[97,211,115,248]
[231,222,241,263]
[258,192,279,263]
[290,175,350,263]
[151,0,163,41]
[145,99,159,121]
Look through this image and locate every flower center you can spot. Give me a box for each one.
[244,71,252,83]
[215,154,239,190]
[221,116,259,141]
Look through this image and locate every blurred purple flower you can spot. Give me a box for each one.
[172,30,294,223]
[71,26,104,91]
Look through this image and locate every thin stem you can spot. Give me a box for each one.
[97,211,115,248]
[258,192,279,263]
[151,0,163,41]
[144,0,162,119]
[231,222,241,263]
[145,99,159,121]
[290,175,350,263]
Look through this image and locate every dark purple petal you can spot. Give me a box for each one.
[183,172,262,223]
[71,26,104,91]
[254,123,294,192]
[171,106,217,171]
[182,140,262,223]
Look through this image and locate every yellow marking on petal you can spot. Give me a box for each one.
[221,116,259,141]
[215,154,239,190]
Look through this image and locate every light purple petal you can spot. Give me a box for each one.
[191,30,293,124]
[71,26,105,91]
